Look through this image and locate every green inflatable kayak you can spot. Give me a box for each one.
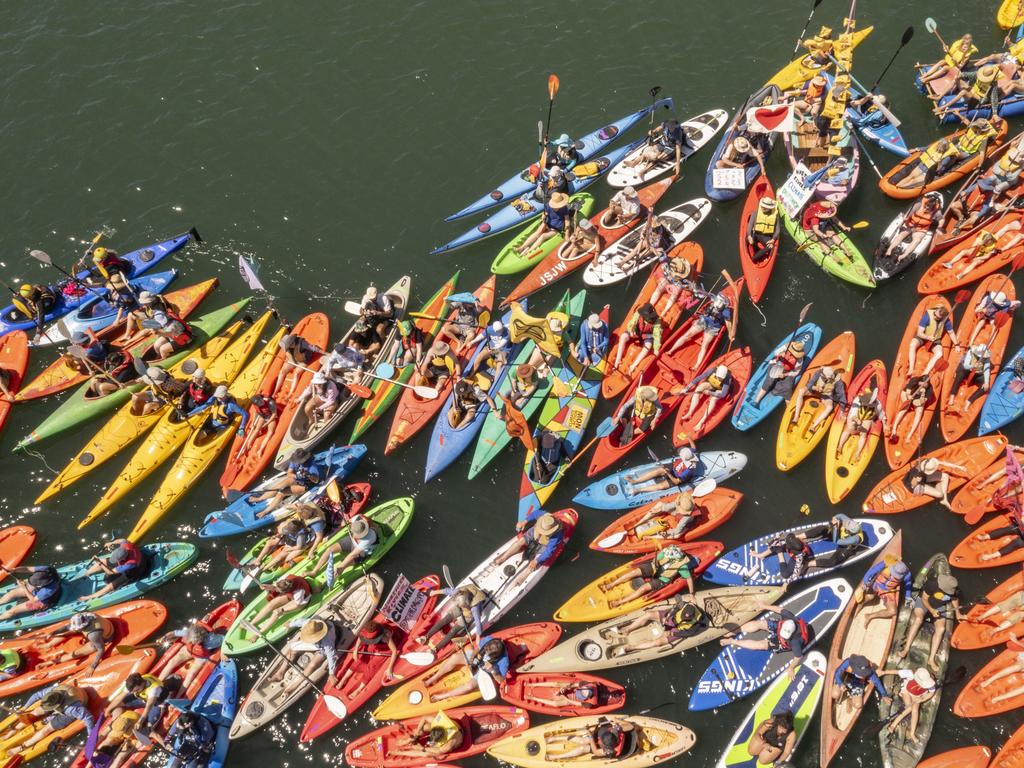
[490,193,595,275]
[780,209,875,289]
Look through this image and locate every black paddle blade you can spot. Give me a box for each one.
[901,26,915,45]
[188,227,203,243]
[649,85,662,99]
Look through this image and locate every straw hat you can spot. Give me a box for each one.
[299,619,329,644]
[914,668,936,689]
[549,192,570,210]
[534,513,560,537]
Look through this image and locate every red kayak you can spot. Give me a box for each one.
[0,526,35,580]
[672,346,751,446]
[738,175,779,303]
[500,672,626,716]
[0,331,29,438]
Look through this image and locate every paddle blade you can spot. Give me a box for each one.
[925,17,937,34]
[692,477,717,497]
[28,249,53,265]
[343,301,363,316]
[1009,379,1024,394]
[375,362,396,379]
[346,383,373,399]
[324,695,348,720]
[596,531,627,549]
[413,385,439,399]
[550,374,570,399]
[237,256,266,293]
[114,644,135,655]
[442,564,454,587]
[595,416,616,439]
[953,289,972,305]
[224,549,243,570]
[547,74,560,100]
[649,85,662,100]
[402,651,435,666]
[537,120,544,144]
[325,552,336,589]
[851,221,871,229]
[901,25,915,45]
[798,302,813,323]
[476,669,498,701]
[1012,252,1024,272]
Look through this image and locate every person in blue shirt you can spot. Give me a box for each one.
[572,313,609,367]
[832,653,891,713]
[516,190,573,256]
[857,557,913,626]
[0,565,63,622]
[159,710,217,768]
[497,511,566,585]
[81,539,151,602]
[907,303,958,377]
[423,635,511,704]
[8,683,94,756]
[250,448,320,518]
[527,431,572,496]
[188,385,249,440]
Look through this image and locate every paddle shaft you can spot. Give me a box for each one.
[791,0,827,57]
[238,619,344,702]
[870,26,914,91]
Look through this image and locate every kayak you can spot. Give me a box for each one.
[15,277,219,402]
[573,450,747,510]
[921,747,994,768]
[80,312,274,528]
[553,541,723,623]
[672,347,752,446]
[884,295,954,469]
[200,444,366,538]
[14,298,250,452]
[346,705,531,768]
[385,275,494,455]
[221,498,413,655]
[951,446,1024,520]
[704,84,780,202]
[491,193,595,275]
[819,531,903,767]
[824,358,887,504]
[500,672,625,717]
[486,715,695,768]
[956,635,1024,717]
[1001,0,1024,26]
[732,323,822,431]
[351,272,459,442]
[589,487,742,555]
[690,578,852,711]
[783,119,860,205]
[863,435,1007,514]
[872,196,942,282]
[993,722,1024,767]
[780,209,875,288]
[600,242,704,399]
[953,569,1024,649]
[0,599,165,697]
[918,211,1024,294]
[951,512,1024,568]
[501,178,673,306]
[221,311,331,494]
[718,651,826,768]
[0,542,197,632]
[276,275,411,466]
[980,343,1024,434]
[738,175,779,303]
[182,659,238,768]
[446,98,674,222]
[776,331,856,471]
[765,26,874,91]
[0,332,29,438]
[300,574,442,741]
[877,554,952,768]
[607,108,729,187]
[842,80,908,157]
[702,518,893,587]
[0,526,35,578]
[371,622,561,721]
[582,198,712,286]
[931,71,1024,123]
[34,315,251,506]
[520,585,784,674]
[229,574,381,738]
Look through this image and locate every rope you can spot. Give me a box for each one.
[22,447,59,475]
[749,296,767,327]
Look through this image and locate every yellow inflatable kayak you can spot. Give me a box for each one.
[766,26,873,91]
[127,326,284,542]
[83,312,272,527]
[999,0,1024,28]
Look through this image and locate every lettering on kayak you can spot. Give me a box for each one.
[539,261,568,286]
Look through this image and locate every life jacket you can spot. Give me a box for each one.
[633,393,659,421]
[253,398,275,419]
[632,313,658,341]
[47,684,89,709]
[426,354,456,377]
[162,311,192,346]
[76,613,108,637]
[104,350,134,378]
[944,38,978,68]
[112,542,145,572]
[854,400,877,421]
[753,205,779,235]
[0,649,21,672]
[919,309,946,342]
[803,79,827,101]
[811,373,838,396]
[838,522,866,546]
[870,565,905,593]
[12,286,55,317]
[671,457,697,479]
[185,623,216,659]
[776,617,811,651]
[661,121,684,147]
[537,437,564,467]
[595,723,629,757]
[974,237,998,259]
[271,576,311,598]
[706,371,728,392]
[968,78,993,103]
[429,710,462,747]
[664,602,703,632]
[906,202,937,230]
[652,548,689,580]
[920,142,951,169]
[778,350,802,372]
[997,151,1024,177]
[94,254,127,280]
[211,397,238,424]
[957,126,993,156]
[189,380,212,405]
[1011,38,1024,65]
[137,674,165,700]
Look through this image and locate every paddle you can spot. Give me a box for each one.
[238,255,285,324]
[66,345,127,389]
[853,131,884,182]
[594,478,718,549]
[826,54,901,128]
[871,26,915,92]
[865,665,967,736]
[791,0,828,57]
[558,416,618,474]
[794,221,870,258]
[28,249,107,301]
[286,360,412,400]
[924,17,948,51]
[361,362,440,399]
[435,564,498,701]
[538,74,561,172]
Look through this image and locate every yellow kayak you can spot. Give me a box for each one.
[34,319,247,505]
[83,312,273,527]
[127,326,285,542]
[765,26,873,91]
[999,0,1024,28]
[824,359,887,504]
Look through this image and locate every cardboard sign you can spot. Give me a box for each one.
[380,574,428,631]
[712,168,747,191]
[778,163,815,218]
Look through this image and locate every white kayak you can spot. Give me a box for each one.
[607,109,730,187]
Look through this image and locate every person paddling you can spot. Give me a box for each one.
[600,545,698,609]
[12,283,56,341]
[788,365,847,434]
[907,303,958,376]
[746,197,781,263]
[753,339,807,406]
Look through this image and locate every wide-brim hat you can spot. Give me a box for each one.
[299,619,329,644]
[549,192,570,210]
[534,513,560,537]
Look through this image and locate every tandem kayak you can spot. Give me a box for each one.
[704,84,780,202]
[780,209,875,288]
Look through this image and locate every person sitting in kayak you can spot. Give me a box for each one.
[86,247,131,283]
[63,330,109,375]
[359,285,395,340]
[908,303,958,377]
[425,635,511,704]
[904,456,966,510]
[268,617,346,689]
[571,312,609,367]
[625,118,694,178]
[233,392,278,459]
[857,555,912,626]
[748,710,797,766]
[334,618,399,687]
[942,228,1014,283]
[393,319,425,371]
[300,371,341,426]
[251,517,319,580]
[936,63,1000,118]
[919,33,977,86]
[613,385,662,444]
[155,615,226,690]
[503,363,538,411]
[559,216,601,262]
[414,584,488,654]
[650,250,698,310]
[122,289,172,344]
[835,383,888,461]
[607,595,709,657]
[849,90,892,128]
[250,574,315,631]
[617,213,671,272]
[717,135,765,174]
[273,332,321,399]
[527,429,571,491]
[128,366,187,417]
[89,710,150,768]
[947,342,994,407]
[12,283,56,341]
[447,374,496,430]
[528,679,610,711]
[546,133,581,171]
[939,119,1001,176]
[897,572,964,671]
[833,654,891,713]
[247,447,319,516]
[392,710,465,760]
[720,605,813,674]
[667,292,734,370]
[880,192,942,265]
[817,156,854,192]
[629,490,706,544]
[157,710,217,768]
[877,667,936,743]
[103,272,141,327]
[344,318,382,361]
[949,145,1024,228]
[895,138,955,190]
[753,338,807,406]
[516,190,573,257]
[802,199,855,259]
[80,539,151,603]
[970,288,1021,345]
[978,514,1024,562]
[788,365,846,434]
[439,294,487,350]
[495,510,564,589]
[675,363,733,436]
[312,513,379,579]
[746,196,781,264]
[750,532,814,584]
[614,303,662,376]
[146,310,193,361]
[470,320,513,379]
[187,384,249,440]
[106,671,184,734]
[623,445,699,497]
[0,565,62,622]
[545,717,637,760]
[5,683,94,756]
[313,480,367,530]
[603,186,641,228]
[86,344,137,398]
[415,340,457,393]
[887,375,930,447]
[35,610,115,674]
[600,545,698,609]
[786,73,828,124]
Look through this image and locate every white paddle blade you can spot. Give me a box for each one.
[413,385,439,399]
[596,531,627,549]
[324,695,348,720]
[476,670,498,701]
[28,249,53,264]
[343,301,363,315]
[692,478,717,497]
[402,651,436,666]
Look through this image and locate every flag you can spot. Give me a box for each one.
[745,103,796,134]
[325,551,336,589]
[238,255,266,293]
[500,395,535,453]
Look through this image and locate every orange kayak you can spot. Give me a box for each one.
[738,175,779,303]
[218,312,330,495]
[863,435,1008,514]
[0,331,29,437]
[500,672,626,717]
[502,177,674,306]
[885,296,953,469]
[955,640,1024,717]
[0,525,35,579]
[953,570,1024,649]
[918,211,1024,294]
[601,242,704,399]
[671,347,751,446]
[992,719,1024,766]
[951,511,1024,568]
[951,446,1024,520]
[824,359,887,504]
[588,487,742,554]
[920,746,993,768]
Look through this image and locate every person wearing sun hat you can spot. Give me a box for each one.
[310,513,379,579]
[904,455,966,510]
[497,509,566,584]
[802,198,855,260]
[572,312,609,367]
[746,195,781,264]
[548,132,580,170]
[650,246,698,308]
[939,63,1000,119]
[616,211,671,272]
[269,616,346,686]
[505,363,539,410]
[559,214,602,262]
[416,339,457,390]
[877,666,937,742]
[832,653,892,713]
[857,554,912,625]
[299,370,341,426]
[605,185,641,227]
[753,337,808,406]
[675,362,734,435]
[897,571,965,670]
[516,189,574,256]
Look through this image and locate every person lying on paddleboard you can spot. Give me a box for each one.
[904,456,966,510]
[623,445,699,497]
[973,585,1024,637]
[624,118,695,178]
[877,666,936,743]
[832,654,892,714]
[606,596,708,657]
[880,193,942,267]
[896,572,964,671]
[835,384,887,462]
[613,303,662,377]
[494,511,565,590]
[545,716,637,760]
[751,533,815,584]
[422,635,510,704]
[157,613,227,690]
[600,545,697,609]
[675,363,733,436]
[792,514,865,570]
[0,565,62,622]
[720,605,813,678]
[788,365,846,435]
[748,709,797,766]
[857,555,912,626]
[975,632,1024,706]
[571,312,609,368]
[666,291,734,370]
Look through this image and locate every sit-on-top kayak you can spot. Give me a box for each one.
[607,108,729,187]
[781,209,875,288]
[918,211,1024,294]
[951,446,1024,520]
[181,659,237,768]
[0,525,35,578]
[765,26,873,91]
[500,672,626,717]
[738,175,779,303]
[673,347,752,446]
[824,358,887,503]
[953,570,1024,649]
[950,512,1024,568]
[704,84,780,202]
[491,193,595,275]
[872,196,943,282]
[980,343,1024,434]
[921,748,994,768]
[955,634,1024,718]
[0,333,29,438]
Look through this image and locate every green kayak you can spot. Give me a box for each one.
[222,497,414,655]
[14,299,250,451]
[490,193,594,275]
[467,289,584,479]
[780,209,875,289]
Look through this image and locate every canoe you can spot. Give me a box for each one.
[553,541,723,623]
[703,518,893,587]
[34,315,251,506]
[582,198,712,286]
[181,659,237,768]
[776,331,856,471]
[877,554,953,768]
[953,570,1024,649]
[704,84,780,202]
[500,672,625,717]
[16,277,219,402]
[738,176,779,302]
[863,435,1008,514]
[276,275,410,466]
[600,242,704,400]
[884,295,954,469]
[0,332,29,438]
[371,622,561,721]
[385,275,494,455]
[690,578,852,711]
[299,574,442,741]
[951,445,1024,520]
[14,298,250,451]
[501,178,673,306]
[346,705,530,768]
[0,542,197,632]
[783,118,860,205]
[918,212,1024,294]
[220,311,331,494]
[824,359,888,503]
[956,636,1024,717]
[573,450,747,510]
[732,323,822,431]
[819,531,902,767]
[780,208,875,288]
[0,599,165,697]
[672,347,752,446]
[607,107,729,187]
[921,747,993,768]
[589,487,742,555]
[765,26,874,90]
[980,344,1024,434]
[0,526,35,578]
[446,99,674,221]
[229,574,381,738]
[1001,0,1024,27]
[872,198,942,282]
[351,272,459,441]
[491,193,595,275]
[486,715,695,768]
[520,585,784,674]
[951,512,1024,568]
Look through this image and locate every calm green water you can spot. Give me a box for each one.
[0,0,1021,765]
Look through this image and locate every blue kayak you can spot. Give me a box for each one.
[572,450,747,510]
[198,444,367,538]
[825,73,908,157]
[446,98,674,222]
[704,84,780,202]
[979,345,1024,434]
[0,230,198,337]
[689,577,851,711]
[702,518,893,586]
[431,139,645,255]
[731,323,822,432]
[178,659,238,768]
[916,69,1024,123]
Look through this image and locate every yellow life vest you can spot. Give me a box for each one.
[855,403,876,421]
[429,354,456,374]
[634,394,659,420]
[998,151,1024,175]
[1011,38,1024,65]
[920,142,950,169]
[957,127,992,155]
[430,710,462,745]
[813,375,837,396]
[139,674,164,699]
[944,38,978,68]
[753,206,779,235]
[974,237,998,259]
[707,373,725,391]
[920,309,945,341]
[968,78,993,102]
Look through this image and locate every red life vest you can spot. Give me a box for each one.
[253,399,275,419]
[166,311,192,346]
[776,618,811,651]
